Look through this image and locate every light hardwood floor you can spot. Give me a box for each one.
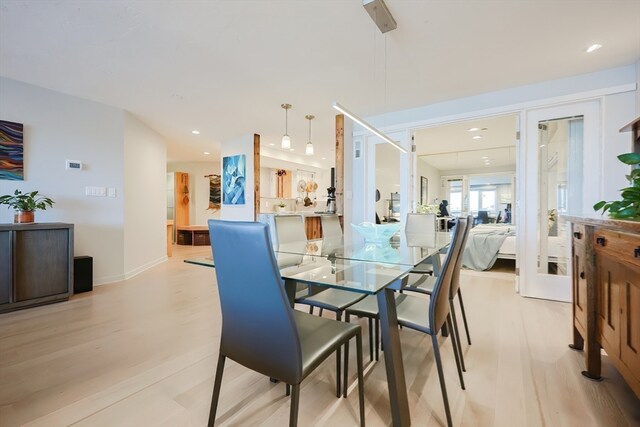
[1,245,638,427]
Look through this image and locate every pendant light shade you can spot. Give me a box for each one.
[281,104,292,149]
[305,114,314,156]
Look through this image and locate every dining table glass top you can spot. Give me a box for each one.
[275,230,451,267]
[184,251,412,295]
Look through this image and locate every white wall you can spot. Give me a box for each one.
[416,158,441,205]
[167,161,221,225]
[220,134,256,221]
[0,77,173,284]
[123,112,167,277]
[376,143,400,219]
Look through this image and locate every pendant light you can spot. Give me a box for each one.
[281,103,292,149]
[305,114,314,155]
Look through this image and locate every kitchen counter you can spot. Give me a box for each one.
[257,212,343,241]
[259,211,339,217]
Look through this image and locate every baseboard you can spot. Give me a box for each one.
[124,255,168,280]
[93,256,168,286]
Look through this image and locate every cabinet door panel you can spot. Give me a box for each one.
[573,241,587,330]
[15,229,69,301]
[621,263,640,378]
[0,231,11,305]
[596,253,621,356]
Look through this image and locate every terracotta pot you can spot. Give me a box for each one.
[14,210,35,223]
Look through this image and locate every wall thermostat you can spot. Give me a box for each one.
[66,159,82,170]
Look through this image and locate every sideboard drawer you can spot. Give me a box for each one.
[593,228,640,269]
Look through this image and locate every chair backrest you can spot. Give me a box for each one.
[449,215,473,298]
[496,210,502,224]
[208,220,303,384]
[274,215,307,245]
[320,215,343,239]
[477,210,490,224]
[429,217,467,333]
[406,213,436,234]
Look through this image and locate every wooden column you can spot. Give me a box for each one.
[335,114,344,215]
[254,134,260,221]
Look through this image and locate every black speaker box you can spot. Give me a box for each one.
[74,256,93,293]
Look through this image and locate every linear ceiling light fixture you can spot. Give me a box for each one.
[281,103,292,150]
[332,102,407,153]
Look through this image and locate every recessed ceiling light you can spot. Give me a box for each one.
[322,157,327,160]
[481,156,489,159]
[191,130,200,135]
[473,135,483,140]
[269,143,275,146]
[203,151,210,155]
[586,43,602,53]
[467,127,487,132]
[289,148,295,152]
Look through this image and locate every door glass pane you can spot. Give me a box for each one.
[537,116,583,275]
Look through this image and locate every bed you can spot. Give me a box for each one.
[462,223,568,271]
[462,224,515,270]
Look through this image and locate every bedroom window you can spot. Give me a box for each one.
[469,189,497,213]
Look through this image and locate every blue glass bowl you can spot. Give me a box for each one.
[351,222,401,243]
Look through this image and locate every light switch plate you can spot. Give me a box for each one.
[108,187,116,197]
[66,159,82,170]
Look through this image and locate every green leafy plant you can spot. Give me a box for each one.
[0,190,55,212]
[593,152,640,219]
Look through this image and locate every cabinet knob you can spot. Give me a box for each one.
[596,236,606,246]
[579,272,585,279]
[573,231,582,239]
[635,247,640,258]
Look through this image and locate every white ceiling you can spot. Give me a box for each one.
[417,114,517,171]
[1,1,638,166]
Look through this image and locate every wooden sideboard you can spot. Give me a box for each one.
[566,215,640,397]
[0,223,74,314]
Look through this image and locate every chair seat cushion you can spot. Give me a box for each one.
[345,295,379,317]
[395,294,433,335]
[404,273,437,294]
[297,288,366,311]
[293,311,360,379]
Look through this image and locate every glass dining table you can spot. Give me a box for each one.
[186,230,451,427]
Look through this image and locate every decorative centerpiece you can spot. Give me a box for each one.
[275,200,287,213]
[0,190,55,223]
[593,152,640,219]
[351,222,401,244]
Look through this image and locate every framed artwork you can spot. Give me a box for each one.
[222,154,246,205]
[420,176,428,205]
[0,120,24,181]
[206,174,221,211]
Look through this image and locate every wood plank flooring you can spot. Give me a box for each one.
[1,245,638,427]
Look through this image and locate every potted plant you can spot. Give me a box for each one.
[275,200,287,213]
[0,190,55,223]
[594,152,640,219]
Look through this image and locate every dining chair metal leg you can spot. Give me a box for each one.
[447,315,466,390]
[343,339,349,398]
[458,288,471,345]
[356,333,365,427]
[289,384,300,427]
[207,353,226,427]
[309,305,314,314]
[368,318,374,362]
[286,384,291,396]
[375,319,380,360]
[449,301,466,372]
[431,335,453,427]
[319,308,324,317]
[336,311,342,398]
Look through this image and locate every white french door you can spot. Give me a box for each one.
[520,101,600,301]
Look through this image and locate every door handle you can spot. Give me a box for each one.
[635,247,640,258]
[596,237,606,247]
[580,272,585,279]
[573,231,582,239]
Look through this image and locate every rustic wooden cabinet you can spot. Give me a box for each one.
[0,223,74,314]
[567,215,640,397]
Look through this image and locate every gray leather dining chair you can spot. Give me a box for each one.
[273,214,366,398]
[345,218,468,427]
[320,214,343,239]
[405,214,473,354]
[405,213,436,275]
[207,220,365,427]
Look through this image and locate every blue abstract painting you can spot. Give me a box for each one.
[222,154,246,205]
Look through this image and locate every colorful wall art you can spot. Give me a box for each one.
[206,174,221,211]
[222,154,246,205]
[0,120,24,180]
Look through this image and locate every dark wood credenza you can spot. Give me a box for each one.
[0,222,74,314]
[566,215,640,397]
